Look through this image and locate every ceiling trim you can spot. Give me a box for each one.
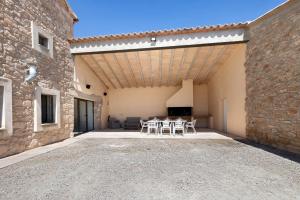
[71,29,248,54]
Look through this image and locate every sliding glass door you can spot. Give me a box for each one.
[87,101,94,131]
[74,98,94,133]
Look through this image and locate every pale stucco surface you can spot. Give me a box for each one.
[74,56,109,128]
[208,44,247,137]
[166,79,194,107]
[108,86,179,122]
[74,56,106,96]
[108,83,208,122]
[193,84,209,116]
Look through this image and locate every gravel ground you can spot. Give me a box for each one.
[0,138,299,200]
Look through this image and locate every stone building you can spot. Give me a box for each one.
[0,0,78,157]
[70,0,300,154]
[0,0,299,158]
[245,1,300,153]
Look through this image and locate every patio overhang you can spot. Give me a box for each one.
[70,23,248,54]
[71,23,249,89]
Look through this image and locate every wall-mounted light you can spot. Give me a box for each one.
[25,64,37,82]
[150,37,156,43]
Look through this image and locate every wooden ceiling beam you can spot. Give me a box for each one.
[185,47,201,80]
[167,49,174,86]
[124,52,139,88]
[78,55,109,90]
[193,46,215,83]
[136,52,146,87]
[112,54,131,88]
[174,48,187,85]
[101,54,124,88]
[148,51,154,87]
[115,53,137,87]
[137,51,151,86]
[160,49,171,87]
[205,46,230,82]
[198,46,227,83]
[159,50,163,87]
[89,55,117,89]
[168,48,184,86]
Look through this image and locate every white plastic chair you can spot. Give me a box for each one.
[160,120,172,135]
[147,120,159,134]
[140,120,148,133]
[186,119,197,133]
[173,120,185,136]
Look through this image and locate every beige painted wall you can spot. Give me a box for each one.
[208,44,246,137]
[166,79,193,107]
[108,86,179,122]
[108,84,208,122]
[193,84,208,116]
[74,57,208,128]
[74,56,109,128]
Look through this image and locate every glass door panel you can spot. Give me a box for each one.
[74,98,94,133]
[87,101,94,131]
[79,100,87,132]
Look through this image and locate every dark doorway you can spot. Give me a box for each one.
[74,98,94,133]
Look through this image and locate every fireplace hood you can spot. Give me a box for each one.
[166,79,193,108]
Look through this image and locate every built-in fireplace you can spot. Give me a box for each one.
[168,107,192,116]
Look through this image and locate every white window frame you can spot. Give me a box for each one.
[34,86,60,132]
[31,21,54,58]
[0,77,13,135]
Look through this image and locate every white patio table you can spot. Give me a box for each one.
[145,119,187,135]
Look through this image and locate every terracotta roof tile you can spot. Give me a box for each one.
[69,22,248,44]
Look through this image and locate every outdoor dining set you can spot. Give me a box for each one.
[140,118,197,136]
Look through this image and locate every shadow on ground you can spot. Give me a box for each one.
[235,139,300,163]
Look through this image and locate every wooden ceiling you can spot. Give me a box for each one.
[77,43,242,89]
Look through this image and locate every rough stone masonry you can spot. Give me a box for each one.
[245,1,300,153]
[0,0,76,158]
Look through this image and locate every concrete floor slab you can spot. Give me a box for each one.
[77,129,236,140]
[0,130,233,169]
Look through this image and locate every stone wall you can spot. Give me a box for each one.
[245,1,300,153]
[0,0,4,77]
[0,0,75,158]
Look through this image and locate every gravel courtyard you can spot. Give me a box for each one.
[0,138,299,200]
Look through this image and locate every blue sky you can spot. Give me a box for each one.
[68,0,286,38]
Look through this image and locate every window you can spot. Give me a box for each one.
[41,95,55,124]
[38,34,49,49]
[0,78,12,135]
[31,22,53,58]
[0,86,3,128]
[34,86,60,132]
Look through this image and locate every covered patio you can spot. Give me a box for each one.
[71,23,248,137]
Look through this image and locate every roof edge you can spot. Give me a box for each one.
[249,0,297,26]
[69,23,248,44]
[62,0,79,23]
[69,0,297,43]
